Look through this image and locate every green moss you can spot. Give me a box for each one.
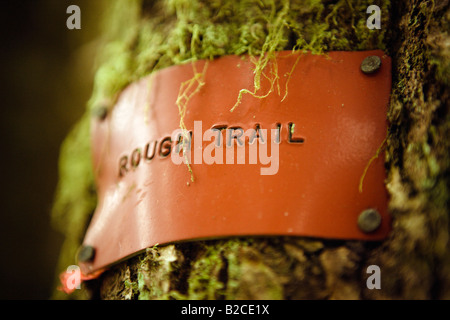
[53,0,391,299]
[367,0,450,300]
[187,243,228,299]
[136,245,182,300]
[87,0,390,110]
[51,114,97,299]
[87,0,142,111]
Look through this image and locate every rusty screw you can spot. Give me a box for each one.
[357,209,382,233]
[360,56,382,74]
[78,245,96,263]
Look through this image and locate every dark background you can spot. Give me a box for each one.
[0,0,105,299]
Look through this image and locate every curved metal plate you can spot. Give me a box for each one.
[81,50,391,274]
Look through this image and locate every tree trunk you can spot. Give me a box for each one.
[52,0,449,300]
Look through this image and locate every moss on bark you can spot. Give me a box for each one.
[52,0,449,300]
[365,0,450,299]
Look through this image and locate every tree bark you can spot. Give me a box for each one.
[52,0,449,300]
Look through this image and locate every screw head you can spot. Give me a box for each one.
[92,106,108,121]
[78,245,96,263]
[361,56,382,74]
[357,209,382,233]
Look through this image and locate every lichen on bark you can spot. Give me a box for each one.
[365,0,450,299]
[52,0,449,300]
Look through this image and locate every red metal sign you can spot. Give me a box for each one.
[80,50,392,274]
